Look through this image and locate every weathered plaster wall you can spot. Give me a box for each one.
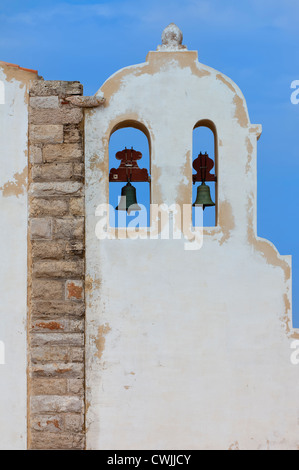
[85,48,299,449]
[0,62,37,449]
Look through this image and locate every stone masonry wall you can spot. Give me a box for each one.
[28,81,85,450]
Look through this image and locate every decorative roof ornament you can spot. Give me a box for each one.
[65,91,105,108]
[157,23,187,51]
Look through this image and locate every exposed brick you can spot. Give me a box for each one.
[31,346,69,364]
[30,108,83,126]
[31,414,63,433]
[31,395,83,414]
[28,79,85,451]
[30,96,59,109]
[29,124,64,144]
[65,280,84,301]
[43,143,82,163]
[31,240,67,259]
[30,198,69,218]
[31,346,84,364]
[69,197,84,216]
[31,319,84,333]
[30,431,85,450]
[31,240,84,259]
[31,378,68,396]
[64,413,84,433]
[31,300,85,318]
[67,379,84,395]
[30,80,83,97]
[32,163,73,181]
[33,259,84,278]
[30,218,52,240]
[29,181,83,197]
[53,218,84,239]
[31,333,84,347]
[31,363,84,379]
[64,125,82,144]
[73,163,84,180]
[67,347,84,363]
[32,279,65,301]
[29,145,43,164]
[65,241,84,256]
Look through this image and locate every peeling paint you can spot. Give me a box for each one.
[100,51,210,107]
[85,276,94,293]
[85,275,101,300]
[94,323,111,360]
[246,137,253,174]
[216,74,236,94]
[0,61,38,94]
[0,167,27,198]
[89,154,103,172]
[228,441,240,450]
[233,95,249,128]
[281,293,292,335]
[218,200,235,245]
[247,195,291,282]
[246,194,295,338]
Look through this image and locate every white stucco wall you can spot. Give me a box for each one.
[0,62,36,449]
[85,47,299,450]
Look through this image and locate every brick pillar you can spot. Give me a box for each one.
[28,81,85,450]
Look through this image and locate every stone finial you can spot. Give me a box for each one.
[65,92,105,108]
[157,23,187,51]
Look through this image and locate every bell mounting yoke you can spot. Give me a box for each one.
[192,152,217,184]
[109,147,151,183]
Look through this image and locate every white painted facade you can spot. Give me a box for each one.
[0,63,36,449]
[85,32,299,450]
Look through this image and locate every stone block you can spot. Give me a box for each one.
[33,259,84,278]
[31,363,84,379]
[69,197,84,216]
[29,108,83,125]
[29,182,83,197]
[29,125,63,144]
[32,279,64,301]
[32,163,73,181]
[30,96,59,109]
[29,145,43,164]
[30,378,68,396]
[30,218,52,240]
[30,198,69,218]
[31,395,84,413]
[43,143,82,163]
[53,218,84,239]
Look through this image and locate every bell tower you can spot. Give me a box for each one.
[84,24,298,450]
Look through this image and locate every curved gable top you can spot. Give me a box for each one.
[96,47,260,139]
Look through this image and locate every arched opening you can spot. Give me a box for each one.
[192,121,217,227]
[109,122,151,228]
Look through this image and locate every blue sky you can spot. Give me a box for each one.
[1,0,298,323]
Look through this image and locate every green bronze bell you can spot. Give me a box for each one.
[116,181,141,214]
[193,182,215,210]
